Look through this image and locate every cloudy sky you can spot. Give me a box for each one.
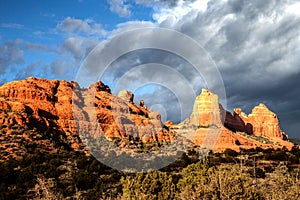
[0,0,299,138]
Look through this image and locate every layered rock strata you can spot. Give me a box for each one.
[0,78,293,153]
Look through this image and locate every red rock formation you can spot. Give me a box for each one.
[224,104,282,139]
[222,107,253,134]
[0,78,293,153]
[0,77,172,150]
[118,90,133,102]
[176,89,293,151]
[245,104,282,138]
[193,127,292,152]
[189,89,222,127]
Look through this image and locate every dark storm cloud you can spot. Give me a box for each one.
[76,26,226,124]
[134,85,182,123]
[101,49,204,91]
[161,0,300,137]
[101,0,300,137]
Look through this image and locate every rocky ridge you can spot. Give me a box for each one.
[0,78,294,159]
[169,89,293,152]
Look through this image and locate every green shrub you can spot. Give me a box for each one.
[247,167,266,178]
[121,171,176,200]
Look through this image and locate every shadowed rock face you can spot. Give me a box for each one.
[0,77,293,153]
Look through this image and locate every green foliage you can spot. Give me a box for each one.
[1,124,300,200]
[121,171,176,200]
[257,162,300,200]
[247,167,266,178]
[177,162,261,200]
[224,148,239,157]
[0,150,121,199]
[1,151,300,200]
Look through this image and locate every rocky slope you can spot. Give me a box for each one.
[0,77,173,160]
[0,78,294,160]
[169,89,293,152]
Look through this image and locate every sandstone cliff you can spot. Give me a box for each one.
[224,104,283,138]
[0,77,172,158]
[172,89,293,152]
[189,89,222,127]
[0,78,294,158]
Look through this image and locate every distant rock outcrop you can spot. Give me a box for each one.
[189,89,222,127]
[173,89,293,152]
[248,103,282,138]
[224,104,283,139]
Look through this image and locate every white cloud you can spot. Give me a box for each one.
[0,39,24,73]
[15,61,42,80]
[0,23,24,29]
[25,42,57,53]
[153,0,209,23]
[56,17,106,36]
[285,2,300,16]
[62,37,100,61]
[50,59,73,77]
[107,0,132,17]
[63,37,84,60]
[56,17,107,62]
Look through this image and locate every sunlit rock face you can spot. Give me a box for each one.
[0,77,172,146]
[247,104,282,138]
[224,104,282,139]
[189,89,222,127]
[180,89,292,151]
[0,77,293,153]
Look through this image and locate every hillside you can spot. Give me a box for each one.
[0,77,299,199]
[0,77,295,163]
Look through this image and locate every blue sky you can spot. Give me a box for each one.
[0,0,300,137]
[0,0,153,40]
[0,0,154,82]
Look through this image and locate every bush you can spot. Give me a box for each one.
[177,162,260,199]
[121,171,176,200]
[224,149,239,157]
[247,167,266,178]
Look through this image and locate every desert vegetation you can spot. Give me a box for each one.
[1,144,300,199]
